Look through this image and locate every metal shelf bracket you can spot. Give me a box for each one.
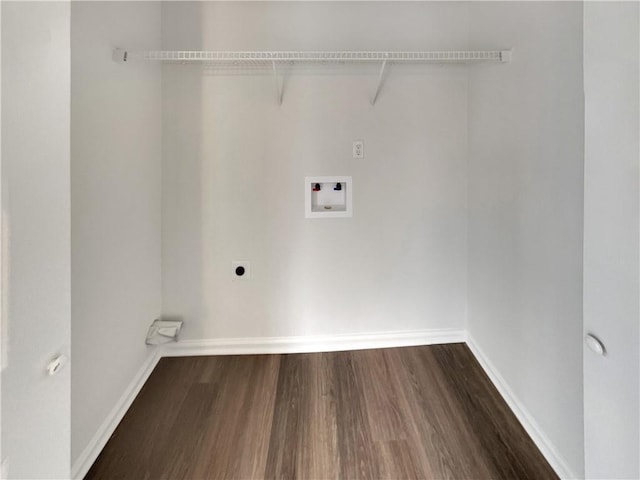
[272,60,283,106]
[370,59,388,106]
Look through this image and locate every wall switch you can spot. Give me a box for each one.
[353,140,364,159]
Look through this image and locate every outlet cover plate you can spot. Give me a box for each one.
[353,140,364,159]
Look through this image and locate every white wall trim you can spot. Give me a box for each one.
[71,350,161,480]
[160,328,467,357]
[466,334,578,480]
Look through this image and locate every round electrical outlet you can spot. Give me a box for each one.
[232,261,251,281]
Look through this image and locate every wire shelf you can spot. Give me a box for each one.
[115,49,511,65]
[113,49,511,105]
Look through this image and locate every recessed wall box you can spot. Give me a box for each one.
[305,176,352,218]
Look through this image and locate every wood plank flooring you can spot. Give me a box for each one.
[86,344,558,479]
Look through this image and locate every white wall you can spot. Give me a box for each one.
[583,3,639,478]
[70,1,162,468]
[1,2,71,477]
[162,2,470,340]
[467,2,584,477]
[0,1,3,470]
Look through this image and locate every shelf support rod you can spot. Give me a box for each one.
[370,59,388,106]
[272,61,283,105]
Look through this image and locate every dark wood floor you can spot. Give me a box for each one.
[86,344,557,480]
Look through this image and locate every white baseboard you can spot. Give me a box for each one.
[466,334,577,480]
[160,328,467,357]
[71,350,161,480]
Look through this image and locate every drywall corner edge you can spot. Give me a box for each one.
[466,335,577,480]
[71,350,161,480]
